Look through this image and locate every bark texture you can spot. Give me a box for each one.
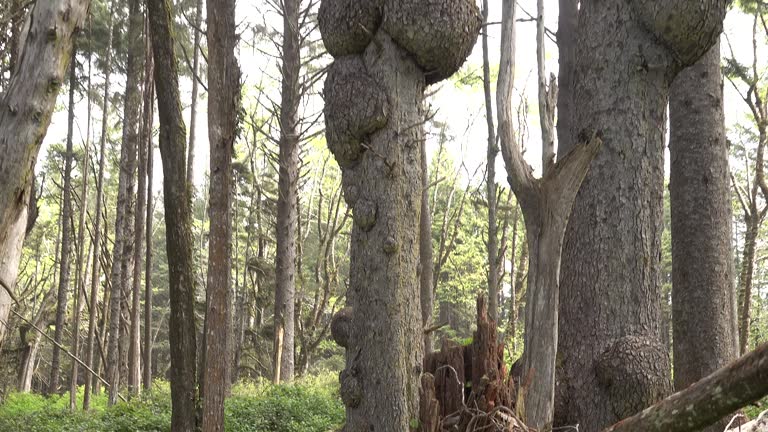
[0,0,89,350]
[147,0,198,429]
[201,0,239,428]
[669,41,738,432]
[321,0,481,428]
[603,342,768,432]
[556,1,728,430]
[274,0,300,383]
[142,21,155,392]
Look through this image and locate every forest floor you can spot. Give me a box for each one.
[0,372,343,432]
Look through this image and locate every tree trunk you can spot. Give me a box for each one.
[495,2,600,428]
[107,0,142,404]
[273,0,300,384]
[49,47,78,395]
[129,23,150,393]
[420,137,435,355]
[481,0,499,324]
[0,0,88,353]
[84,0,114,409]
[738,216,759,354]
[556,0,578,153]
[147,0,199,428]
[142,21,155,392]
[321,0,481,428]
[603,342,768,432]
[201,0,239,428]
[186,0,203,188]
[669,41,739,432]
[557,1,728,430]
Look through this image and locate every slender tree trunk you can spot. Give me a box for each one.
[201,0,239,428]
[142,21,155,392]
[187,0,203,188]
[556,1,728,429]
[481,0,499,323]
[84,2,114,409]
[274,0,300,384]
[738,215,759,354]
[70,43,93,408]
[128,24,150,393]
[107,0,143,405]
[49,47,79,395]
[147,0,199,427]
[669,41,739,432]
[420,138,435,354]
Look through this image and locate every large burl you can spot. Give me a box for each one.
[320,0,481,430]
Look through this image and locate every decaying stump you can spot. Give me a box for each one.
[423,296,522,431]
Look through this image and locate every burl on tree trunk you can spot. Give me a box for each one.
[320,0,481,429]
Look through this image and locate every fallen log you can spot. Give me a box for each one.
[603,342,768,432]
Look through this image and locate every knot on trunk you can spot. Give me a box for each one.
[340,367,362,407]
[382,0,481,84]
[323,56,389,168]
[318,0,381,57]
[595,335,672,419]
[630,0,727,66]
[353,198,377,231]
[331,306,354,348]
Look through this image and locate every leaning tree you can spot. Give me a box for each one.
[320,0,481,429]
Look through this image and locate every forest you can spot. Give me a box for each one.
[1,0,768,431]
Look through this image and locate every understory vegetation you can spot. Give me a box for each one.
[0,374,344,432]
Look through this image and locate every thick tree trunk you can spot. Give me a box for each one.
[201,0,239,428]
[321,0,481,428]
[107,0,142,404]
[557,1,728,430]
[603,342,768,432]
[556,0,577,153]
[142,23,155,392]
[83,0,114,410]
[0,0,88,352]
[669,41,739,432]
[147,0,199,428]
[49,47,78,395]
[274,0,300,384]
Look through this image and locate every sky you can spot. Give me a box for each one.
[39,1,759,192]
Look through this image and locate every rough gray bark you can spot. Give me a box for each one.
[557,1,728,430]
[602,342,768,432]
[49,47,78,395]
[201,0,239,428]
[147,0,199,427]
[669,41,739,432]
[321,0,480,429]
[556,0,577,153]
[0,0,87,363]
[495,1,600,429]
[83,0,114,410]
[481,0,499,323]
[273,0,300,384]
[107,0,142,404]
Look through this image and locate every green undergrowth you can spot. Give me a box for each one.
[0,372,344,432]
